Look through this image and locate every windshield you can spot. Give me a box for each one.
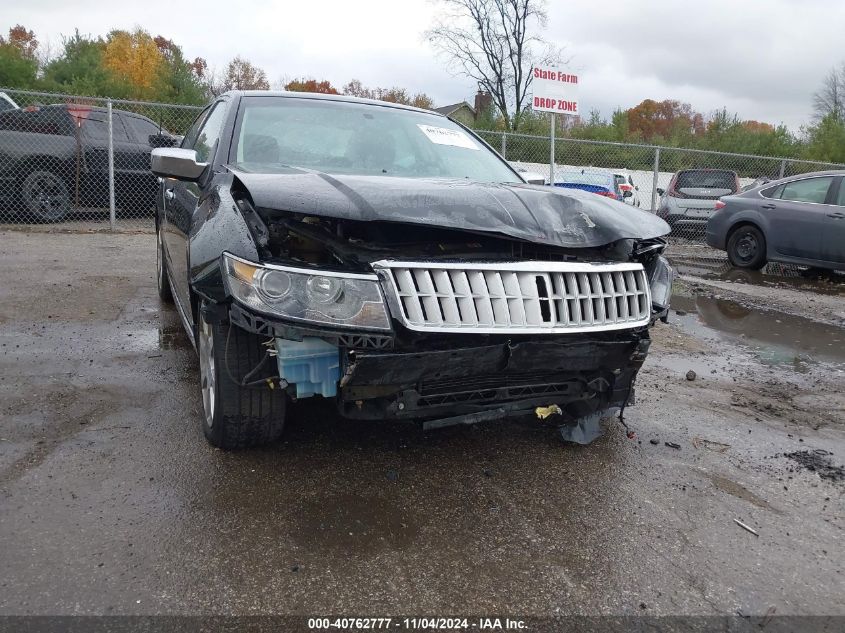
[557,170,613,187]
[231,96,521,183]
[676,170,737,192]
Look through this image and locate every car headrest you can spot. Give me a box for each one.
[242,134,279,163]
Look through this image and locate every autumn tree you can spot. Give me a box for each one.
[341,78,435,109]
[284,78,339,94]
[102,29,164,99]
[426,0,563,130]
[214,56,270,93]
[0,25,39,88]
[626,99,700,142]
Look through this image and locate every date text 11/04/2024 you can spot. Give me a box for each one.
[307,617,527,630]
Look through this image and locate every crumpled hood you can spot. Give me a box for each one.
[228,167,670,248]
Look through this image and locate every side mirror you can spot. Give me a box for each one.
[520,171,546,185]
[623,190,633,198]
[151,148,207,182]
[656,188,665,196]
[149,133,177,148]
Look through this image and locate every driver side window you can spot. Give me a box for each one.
[192,103,227,163]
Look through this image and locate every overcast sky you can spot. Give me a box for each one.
[4,0,841,130]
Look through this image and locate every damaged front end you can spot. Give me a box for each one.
[213,181,673,444]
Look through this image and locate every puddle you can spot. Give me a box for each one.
[670,293,845,368]
[673,259,845,296]
[124,323,191,352]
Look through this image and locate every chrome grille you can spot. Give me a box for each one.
[373,260,651,334]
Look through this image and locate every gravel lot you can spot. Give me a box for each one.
[0,230,842,621]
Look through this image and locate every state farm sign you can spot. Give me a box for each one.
[531,67,579,114]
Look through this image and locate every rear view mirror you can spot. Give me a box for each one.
[151,148,208,182]
[149,133,177,148]
[520,171,546,185]
[656,188,665,196]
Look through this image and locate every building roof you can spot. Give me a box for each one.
[433,101,475,116]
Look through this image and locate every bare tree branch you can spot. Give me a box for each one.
[813,64,845,123]
[426,0,566,130]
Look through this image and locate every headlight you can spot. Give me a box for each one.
[222,253,391,331]
[647,255,674,310]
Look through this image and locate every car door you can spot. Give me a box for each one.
[79,110,136,208]
[163,100,228,318]
[762,176,834,261]
[121,113,170,213]
[823,177,845,264]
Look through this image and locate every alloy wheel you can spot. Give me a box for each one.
[198,319,216,428]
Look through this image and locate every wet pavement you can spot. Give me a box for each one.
[0,231,843,617]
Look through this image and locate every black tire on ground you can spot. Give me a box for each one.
[198,306,286,449]
[20,170,71,222]
[727,224,767,270]
[156,223,173,303]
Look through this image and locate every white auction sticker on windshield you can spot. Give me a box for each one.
[417,124,480,150]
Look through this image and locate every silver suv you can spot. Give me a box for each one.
[657,169,740,231]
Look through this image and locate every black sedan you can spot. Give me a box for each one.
[151,91,673,449]
[706,170,845,270]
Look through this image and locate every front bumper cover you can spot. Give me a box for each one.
[227,300,650,424]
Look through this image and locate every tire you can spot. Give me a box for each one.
[727,224,767,270]
[156,223,173,303]
[20,170,71,222]
[197,306,286,449]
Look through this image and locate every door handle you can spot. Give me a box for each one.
[164,188,175,201]
[827,212,845,219]
[761,203,776,209]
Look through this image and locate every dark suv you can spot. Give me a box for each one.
[152,91,674,449]
[0,104,176,221]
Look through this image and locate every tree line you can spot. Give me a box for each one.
[0,25,436,110]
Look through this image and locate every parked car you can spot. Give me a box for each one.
[0,92,19,111]
[656,169,740,230]
[706,170,845,270]
[151,91,673,449]
[0,103,177,221]
[553,169,630,202]
[613,171,641,207]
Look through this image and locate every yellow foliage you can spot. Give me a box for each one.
[103,29,163,98]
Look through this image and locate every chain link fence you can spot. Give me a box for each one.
[0,88,201,231]
[2,87,843,248]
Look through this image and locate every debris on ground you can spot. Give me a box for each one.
[781,450,845,483]
[649,439,659,445]
[733,518,759,537]
[665,442,681,450]
[535,404,562,420]
[693,437,731,453]
[686,370,697,381]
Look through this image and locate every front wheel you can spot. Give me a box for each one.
[21,170,71,222]
[727,225,767,270]
[197,306,286,448]
[156,224,173,303]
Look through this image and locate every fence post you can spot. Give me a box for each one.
[501,132,507,159]
[651,147,661,212]
[778,159,787,179]
[549,114,555,185]
[107,99,116,231]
